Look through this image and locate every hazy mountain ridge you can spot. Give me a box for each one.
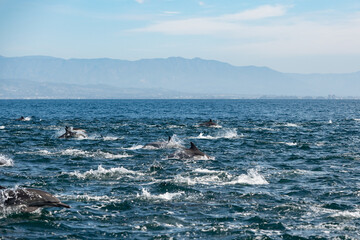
[0,56,359,98]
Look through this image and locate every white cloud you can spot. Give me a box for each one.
[131,5,360,56]
[218,4,288,21]
[133,5,289,35]
[135,0,144,4]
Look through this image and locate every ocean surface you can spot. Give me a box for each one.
[0,99,360,239]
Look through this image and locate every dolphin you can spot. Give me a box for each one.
[15,116,25,121]
[144,136,172,149]
[169,142,210,159]
[59,126,87,139]
[0,186,70,212]
[199,119,218,127]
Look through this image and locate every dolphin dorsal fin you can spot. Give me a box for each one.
[168,136,171,142]
[190,142,199,151]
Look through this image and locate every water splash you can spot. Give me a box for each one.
[0,154,14,167]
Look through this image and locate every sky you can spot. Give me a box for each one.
[1,0,360,73]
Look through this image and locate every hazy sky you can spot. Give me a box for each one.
[1,0,360,73]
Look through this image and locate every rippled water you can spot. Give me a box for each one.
[1,99,360,239]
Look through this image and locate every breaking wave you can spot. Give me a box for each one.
[190,128,240,140]
[66,165,144,180]
[137,188,184,201]
[29,149,132,159]
[174,168,268,186]
[0,154,14,167]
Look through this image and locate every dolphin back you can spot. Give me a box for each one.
[1,188,70,211]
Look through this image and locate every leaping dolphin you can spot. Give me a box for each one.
[0,186,70,212]
[168,142,210,159]
[58,126,87,139]
[144,136,172,149]
[199,119,218,127]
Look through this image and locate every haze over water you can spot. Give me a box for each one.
[1,99,360,239]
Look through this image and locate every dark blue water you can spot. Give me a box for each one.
[1,99,360,239]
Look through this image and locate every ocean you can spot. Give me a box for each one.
[0,99,360,239]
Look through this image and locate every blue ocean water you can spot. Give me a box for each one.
[0,99,360,239]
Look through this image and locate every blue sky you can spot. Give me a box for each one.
[1,0,360,73]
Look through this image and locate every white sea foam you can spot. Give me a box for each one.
[354,118,360,121]
[0,154,14,167]
[190,128,240,140]
[0,126,5,130]
[60,193,121,203]
[137,188,184,201]
[328,120,333,124]
[193,168,221,174]
[23,117,31,121]
[143,134,184,149]
[32,148,131,159]
[167,150,215,160]
[278,141,297,146]
[331,210,360,219]
[67,165,143,180]
[284,123,299,127]
[102,136,121,141]
[122,145,144,150]
[174,168,268,186]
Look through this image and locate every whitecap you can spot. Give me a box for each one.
[122,145,144,150]
[328,120,333,124]
[102,136,121,141]
[137,188,184,201]
[0,154,14,167]
[23,117,31,121]
[278,141,297,146]
[0,126,5,130]
[284,123,299,127]
[61,149,131,159]
[193,168,221,174]
[331,210,360,219]
[229,169,269,185]
[190,128,240,140]
[67,165,143,180]
[59,193,121,203]
[174,168,267,186]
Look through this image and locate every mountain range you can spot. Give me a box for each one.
[0,55,359,99]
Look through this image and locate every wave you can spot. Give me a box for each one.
[137,188,184,201]
[66,165,143,180]
[0,126,5,130]
[122,145,144,150]
[143,134,184,149]
[29,148,132,159]
[283,123,299,127]
[277,141,297,146]
[190,128,241,140]
[166,150,215,160]
[0,154,14,167]
[59,193,122,204]
[174,168,268,186]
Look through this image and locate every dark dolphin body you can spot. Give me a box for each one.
[199,119,218,127]
[144,136,172,149]
[169,142,210,159]
[59,126,87,139]
[0,186,70,212]
[15,116,25,121]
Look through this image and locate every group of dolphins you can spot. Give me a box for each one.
[1,118,218,214]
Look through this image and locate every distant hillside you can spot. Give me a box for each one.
[0,56,359,98]
[0,79,192,99]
